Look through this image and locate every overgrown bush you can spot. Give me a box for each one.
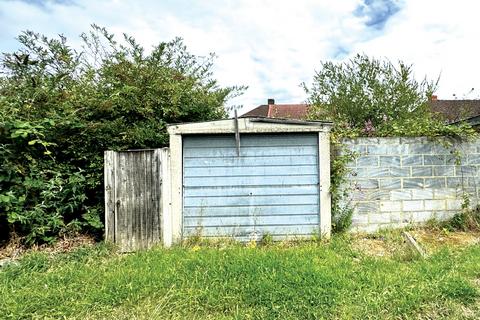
[305,54,476,139]
[0,25,243,244]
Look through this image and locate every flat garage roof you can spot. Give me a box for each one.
[167,117,333,135]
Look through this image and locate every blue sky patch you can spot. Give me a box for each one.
[354,0,403,30]
[18,0,75,6]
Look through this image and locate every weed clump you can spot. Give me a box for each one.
[448,207,480,232]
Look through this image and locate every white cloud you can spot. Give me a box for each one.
[2,0,479,114]
[351,0,480,99]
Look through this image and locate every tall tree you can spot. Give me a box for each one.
[304,54,440,136]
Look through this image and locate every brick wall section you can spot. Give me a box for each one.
[339,137,480,232]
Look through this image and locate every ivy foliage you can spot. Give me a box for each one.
[305,54,477,232]
[0,25,244,244]
[329,150,356,233]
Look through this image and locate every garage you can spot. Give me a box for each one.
[183,133,320,240]
[166,117,332,243]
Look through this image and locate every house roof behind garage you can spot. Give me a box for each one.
[429,99,480,123]
[242,103,309,119]
[241,98,480,125]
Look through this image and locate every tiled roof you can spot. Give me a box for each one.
[241,99,480,124]
[241,104,309,119]
[429,100,480,123]
[241,104,270,117]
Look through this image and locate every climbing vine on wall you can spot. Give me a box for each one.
[330,147,357,232]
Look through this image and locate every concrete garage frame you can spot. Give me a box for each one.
[164,117,333,246]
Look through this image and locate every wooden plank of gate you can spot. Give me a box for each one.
[104,151,116,243]
[117,152,129,252]
[143,151,151,249]
[152,149,161,247]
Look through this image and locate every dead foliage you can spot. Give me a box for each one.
[352,228,480,258]
[0,233,95,261]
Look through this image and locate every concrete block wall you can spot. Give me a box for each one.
[339,137,480,232]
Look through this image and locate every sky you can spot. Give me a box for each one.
[1,0,480,113]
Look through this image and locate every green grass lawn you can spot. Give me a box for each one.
[1,234,479,319]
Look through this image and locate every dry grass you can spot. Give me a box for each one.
[351,228,480,258]
[411,229,480,251]
[351,235,392,257]
[0,233,95,261]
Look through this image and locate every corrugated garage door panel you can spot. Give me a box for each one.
[183,133,320,240]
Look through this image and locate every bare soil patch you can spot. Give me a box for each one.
[352,229,480,257]
[411,229,480,251]
[0,234,96,261]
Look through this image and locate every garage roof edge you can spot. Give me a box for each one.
[167,117,333,135]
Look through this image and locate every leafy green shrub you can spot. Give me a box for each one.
[305,54,476,139]
[0,25,243,244]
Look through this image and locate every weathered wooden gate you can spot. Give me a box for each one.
[104,149,169,251]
